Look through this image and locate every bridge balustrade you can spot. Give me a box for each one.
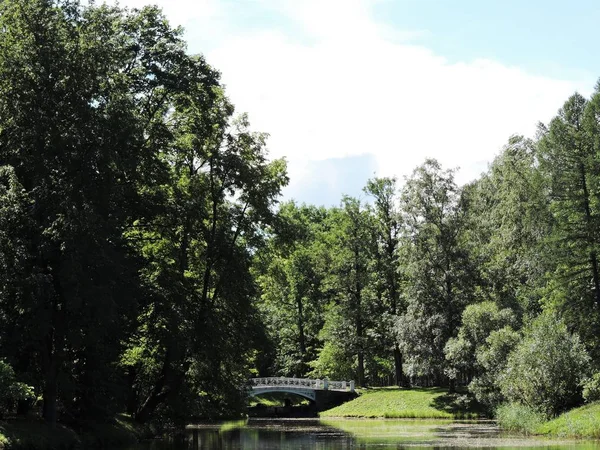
[250,377,355,392]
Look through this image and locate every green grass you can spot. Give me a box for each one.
[249,392,310,407]
[495,403,546,435]
[319,387,483,419]
[536,402,600,438]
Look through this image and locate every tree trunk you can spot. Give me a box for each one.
[42,377,58,426]
[448,377,456,393]
[42,271,66,427]
[297,299,307,375]
[357,352,365,387]
[393,345,404,387]
[579,163,600,306]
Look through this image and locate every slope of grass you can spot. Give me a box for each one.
[320,387,482,419]
[536,402,600,438]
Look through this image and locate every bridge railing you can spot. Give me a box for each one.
[250,377,355,392]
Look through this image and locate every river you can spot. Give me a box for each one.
[128,419,600,449]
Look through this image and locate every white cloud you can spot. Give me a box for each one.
[104,0,594,201]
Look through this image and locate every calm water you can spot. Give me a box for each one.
[131,419,600,450]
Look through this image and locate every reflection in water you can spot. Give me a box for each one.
[128,419,600,450]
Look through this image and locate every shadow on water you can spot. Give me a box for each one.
[127,419,600,450]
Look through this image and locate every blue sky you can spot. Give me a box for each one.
[376,0,600,79]
[112,0,597,206]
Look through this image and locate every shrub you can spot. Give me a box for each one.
[469,326,520,409]
[582,372,600,403]
[0,360,35,418]
[499,313,590,417]
[496,402,546,434]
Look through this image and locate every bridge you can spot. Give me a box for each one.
[249,377,356,411]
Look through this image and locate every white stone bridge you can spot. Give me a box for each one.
[249,377,356,409]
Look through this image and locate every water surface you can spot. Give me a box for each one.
[131,419,600,450]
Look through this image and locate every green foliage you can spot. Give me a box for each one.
[582,373,600,403]
[538,90,600,360]
[0,0,286,426]
[469,326,520,408]
[444,301,516,381]
[398,160,476,381]
[499,314,590,417]
[495,402,546,434]
[308,304,355,380]
[0,361,34,418]
[467,136,550,316]
[255,202,331,377]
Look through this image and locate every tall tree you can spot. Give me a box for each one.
[254,202,330,377]
[397,159,476,386]
[0,0,187,423]
[364,177,406,386]
[321,197,377,387]
[538,92,600,359]
[468,136,551,316]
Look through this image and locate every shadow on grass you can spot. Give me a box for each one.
[430,390,485,419]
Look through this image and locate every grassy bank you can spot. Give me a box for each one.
[496,402,600,439]
[320,387,483,419]
[0,414,147,450]
[536,403,600,439]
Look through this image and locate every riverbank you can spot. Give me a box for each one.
[0,415,149,450]
[319,387,484,419]
[492,402,600,439]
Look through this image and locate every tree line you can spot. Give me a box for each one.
[255,98,600,416]
[1,0,600,429]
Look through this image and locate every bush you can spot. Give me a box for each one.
[469,326,520,409]
[0,360,34,418]
[499,313,590,417]
[496,402,546,434]
[582,373,600,403]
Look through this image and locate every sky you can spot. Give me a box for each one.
[108,0,599,206]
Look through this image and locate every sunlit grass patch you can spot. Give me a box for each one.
[320,387,482,419]
[536,402,600,438]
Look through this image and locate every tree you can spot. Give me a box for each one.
[0,0,288,425]
[467,136,551,316]
[538,91,600,360]
[397,159,476,386]
[0,0,182,423]
[125,101,287,422]
[255,202,330,377]
[364,177,406,386]
[314,197,377,386]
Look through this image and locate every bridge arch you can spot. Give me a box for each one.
[250,386,316,401]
